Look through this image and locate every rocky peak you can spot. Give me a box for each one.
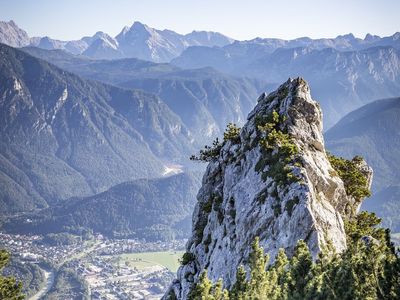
[165,78,372,299]
[127,21,153,37]
[92,31,112,41]
[364,33,380,42]
[336,33,356,40]
[118,26,130,36]
[115,22,153,43]
[184,31,234,47]
[0,20,30,47]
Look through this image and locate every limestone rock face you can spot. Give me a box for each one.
[165,78,372,299]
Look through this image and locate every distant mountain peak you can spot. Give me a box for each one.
[131,21,147,28]
[115,21,156,43]
[0,19,30,47]
[40,36,52,41]
[117,25,130,36]
[130,21,153,34]
[93,31,107,38]
[8,20,17,26]
[336,33,356,40]
[364,33,380,41]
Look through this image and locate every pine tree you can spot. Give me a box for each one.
[337,212,397,299]
[248,237,270,299]
[230,266,248,300]
[265,268,280,300]
[213,279,229,300]
[271,248,289,300]
[189,270,213,300]
[287,240,313,300]
[308,242,339,300]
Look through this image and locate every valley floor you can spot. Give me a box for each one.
[0,232,185,299]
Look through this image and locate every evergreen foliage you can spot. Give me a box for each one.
[189,270,229,299]
[327,154,371,203]
[325,97,400,233]
[0,250,24,300]
[181,252,195,265]
[223,123,241,143]
[254,110,299,185]
[190,138,223,162]
[191,123,242,162]
[191,212,400,299]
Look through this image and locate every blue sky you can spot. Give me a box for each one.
[1,0,399,40]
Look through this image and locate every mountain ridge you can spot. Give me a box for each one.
[173,45,400,128]
[21,46,270,145]
[1,19,399,63]
[0,20,234,62]
[0,42,195,213]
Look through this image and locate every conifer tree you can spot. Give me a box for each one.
[271,248,289,300]
[288,240,313,300]
[213,279,229,300]
[189,270,213,300]
[306,241,339,300]
[230,266,248,300]
[248,237,270,298]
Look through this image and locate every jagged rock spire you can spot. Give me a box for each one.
[165,78,372,299]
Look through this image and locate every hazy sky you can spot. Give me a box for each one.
[1,0,399,41]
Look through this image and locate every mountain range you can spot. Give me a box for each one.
[20,44,400,134]
[2,19,400,128]
[0,20,234,62]
[172,31,400,71]
[173,45,400,128]
[20,46,269,143]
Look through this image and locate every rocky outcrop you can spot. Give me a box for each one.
[165,78,372,299]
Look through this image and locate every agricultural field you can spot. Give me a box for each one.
[118,251,185,272]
